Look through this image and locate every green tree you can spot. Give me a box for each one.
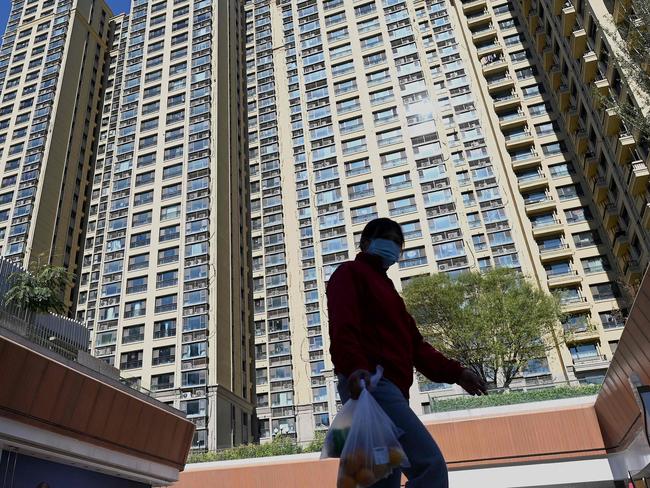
[4,264,74,314]
[604,0,650,140]
[402,268,564,389]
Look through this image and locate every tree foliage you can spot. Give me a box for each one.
[402,268,564,388]
[4,264,74,314]
[605,0,650,140]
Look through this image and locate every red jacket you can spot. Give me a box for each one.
[326,252,464,398]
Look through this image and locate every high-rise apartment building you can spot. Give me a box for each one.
[0,0,111,308]
[73,0,255,451]
[245,0,649,444]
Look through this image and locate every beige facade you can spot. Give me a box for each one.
[0,0,111,309]
[245,0,648,444]
[73,0,255,451]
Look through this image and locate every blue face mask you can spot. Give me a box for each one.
[366,238,401,269]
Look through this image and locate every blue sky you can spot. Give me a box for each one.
[0,1,131,38]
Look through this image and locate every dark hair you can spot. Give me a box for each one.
[360,218,404,250]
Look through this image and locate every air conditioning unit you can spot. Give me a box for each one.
[182,391,192,399]
[439,264,448,270]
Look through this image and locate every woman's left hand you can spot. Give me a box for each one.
[457,368,488,396]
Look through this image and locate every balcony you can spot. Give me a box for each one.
[493,92,520,110]
[528,11,540,36]
[476,41,502,56]
[547,269,582,287]
[531,218,564,238]
[574,128,588,154]
[591,177,607,203]
[602,203,618,228]
[539,243,573,262]
[613,232,629,257]
[466,9,491,27]
[472,24,497,42]
[560,296,591,312]
[624,259,643,283]
[542,48,554,71]
[628,160,649,194]
[504,130,535,150]
[581,51,598,83]
[498,109,527,129]
[572,354,609,372]
[615,134,636,165]
[552,0,564,15]
[462,0,488,13]
[561,5,576,37]
[517,172,547,191]
[481,56,508,75]
[583,153,599,177]
[593,78,610,108]
[603,108,621,136]
[525,196,556,214]
[570,29,587,59]
[558,84,570,111]
[487,74,515,92]
[535,26,547,52]
[566,105,579,132]
[549,67,562,90]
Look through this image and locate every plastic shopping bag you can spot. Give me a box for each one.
[321,366,409,488]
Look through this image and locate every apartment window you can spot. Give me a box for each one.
[341,137,367,155]
[529,102,550,117]
[565,206,592,224]
[339,116,364,134]
[152,345,175,366]
[124,299,146,318]
[345,158,371,177]
[134,190,153,206]
[120,350,143,370]
[599,311,625,329]
[557,184,582,200]
[384,172,411,192]
[373,107,398,125]
[590,282,619,301]
[402,221,423,240]
[182,370,207,387]
[535,122,556,136]
[549,162,573,178]
[162,183,182,200]
[389,196,417,216]
[334,78,357,95]
[151,373,174,391]
[377,128,402,147]
[370,88,393,105]
[351,203,378,224]
[328,27,349,43]
[330,43,352,60]
[358,17,380,33]
[128,253,149,271]
[355,2,377,16]
[381,149,407,169]
[573,230,601,248]
[132,210,152,227]
[582,256,609,274]
[542,141,566,156]
[336,97,360,114]
[155,294,177,313]
[399,247,427,269]
[158,247,179,264]
[122,325,144,344]
[154,319,177,339]
[126,276,148,294]
[163,163,183,179]
[366,69,390,86]
[348,181,374,200]
[522,84,544,98]
[142,101,160,115]
[325,11,346,26]
[160,225,180,242]
[161,204,181,221]
[363,51,387,67]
